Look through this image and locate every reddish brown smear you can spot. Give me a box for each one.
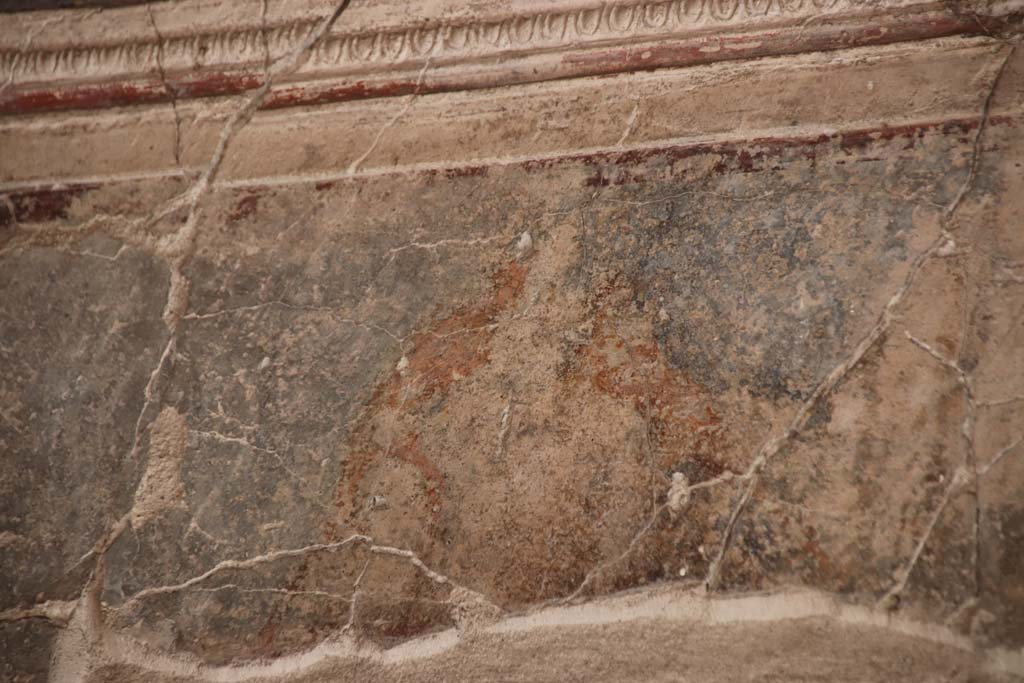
[328,260,528,537]
[1,185,97,226]
[256,620,279,656]
[574,115,1011,188]
[568,279,729,480]
[0,82,160,114]
[337,433,446,524]
[387,260,527,407]
[390,433,445,518]
[264,79,421,110]
[560,14,982,78]
[0,72,261,115]
[227,193,261,223]
[798,525,854,586]
[174,72,263,99]
[438,165,489,180]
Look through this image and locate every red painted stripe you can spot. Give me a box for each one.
[2,114,1012,221]
[0,11,1012,116]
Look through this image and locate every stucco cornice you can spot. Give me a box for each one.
[0,0,1018,115]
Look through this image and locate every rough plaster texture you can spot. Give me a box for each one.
[1,0,1024,681]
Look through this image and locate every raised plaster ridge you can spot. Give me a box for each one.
[3,2,1023,681]
[0,35,1018,191]
[0,0,935,82]
[0,0,1017,114]
[0,111,1018,196]
[54,586,1024,682]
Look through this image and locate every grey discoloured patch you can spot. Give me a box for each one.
[985,505,1024,647]
[0,241,169,610]
[98,177,532,661]
[4,35,1024,682]
[60,118,1024,668]
[0,620,58,683]
[574,142,944,402]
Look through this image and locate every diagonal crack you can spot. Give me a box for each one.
[563,470,737,603]
[492,396,514,465]
[121,535,371,609]
[116,533,481,616]
[703,44,1015,593]
[192,584,353,602]
[348,59,431,175]
[147,5,183,168]
[64,0,360,647]
[183,299,404,346]
[879,464,971,609]
[616,100,641,146]
[903,331,978,598]
[943,45,1014,220]
[879,332,1024,608]
[190,428,329,516]
[704,231,946,591]
[338,555,374,636]
[384,235,507,261]
[980,434,1024,476]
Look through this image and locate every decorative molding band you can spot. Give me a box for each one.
[0,0,1017,115]
[0,0,930,82]
[3,36,1017,190]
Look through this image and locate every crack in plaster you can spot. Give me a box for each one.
[183,300,403,347]
[703,43,1016,594]
[192,584,354,602]
[384,235,507,261]
[49,1,376,577]
[112,533,492,630]
[51,586,1024,682]
[878,332,1024,608]
[981,435,1024,476]
[944,45,1015,219]
[120,334,178,492]
[879,455,971,608]
[562,470,737,603]
[3,108,1017,204]
[64,244,128,262]
[703,230,947,590]
[5,22,1019,683]
[615,100,641,146]
[895,43,1020,598]
[910,326,982,596]
[46,3,362,680]
[347,59,431,176]
[339,555,373,636]
[189,428,328,516]
[491,397,513,464]
[0,598,76,627]
[147,5,183,169]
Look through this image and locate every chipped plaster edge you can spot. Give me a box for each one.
[55,585,1024,683]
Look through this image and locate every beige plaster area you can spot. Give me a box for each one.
[1,1,1023,682]
[69,588,1024,682]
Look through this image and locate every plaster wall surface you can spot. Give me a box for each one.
[1,1,1024,681]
